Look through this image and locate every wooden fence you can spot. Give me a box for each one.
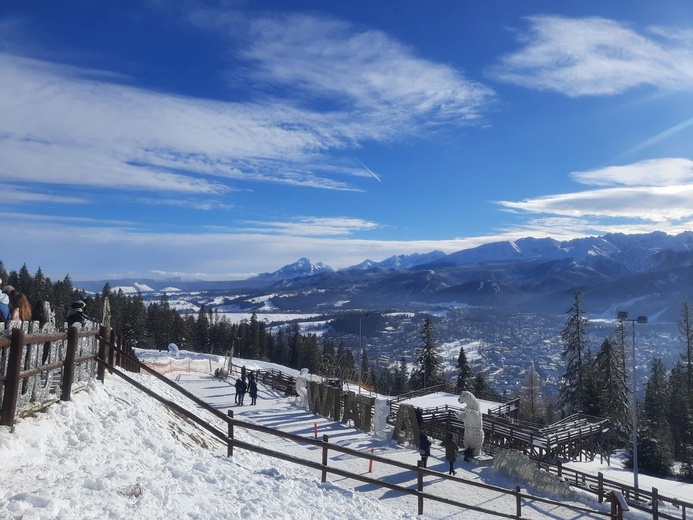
[0,323,136,427]
[2,328,690,519]
[96,340,624,519]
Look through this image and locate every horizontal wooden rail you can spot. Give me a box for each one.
[95,351,618,519]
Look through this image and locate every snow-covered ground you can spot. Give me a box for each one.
[2,350,691,519]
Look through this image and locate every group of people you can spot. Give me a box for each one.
[234,367,258,406]
[0,278,90,330]
[418,432,460,476]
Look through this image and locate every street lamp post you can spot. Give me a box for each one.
[617,311,648,492]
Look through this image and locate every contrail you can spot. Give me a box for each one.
[354,156,382,182]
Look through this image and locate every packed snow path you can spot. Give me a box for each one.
[1,365,654,519]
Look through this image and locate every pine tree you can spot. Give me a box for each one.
[668,363,693,463]
[409,316,444,390]
[637,358,673,477]
[392,357,410,395]
[679,299,693,395]
[593,337,630,448]
[455,346,472,393]
[559,288,590,415]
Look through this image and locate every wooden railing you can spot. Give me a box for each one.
[96,341,621,519]
[0,323,136,427]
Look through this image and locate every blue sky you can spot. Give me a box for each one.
[3,1,693,281]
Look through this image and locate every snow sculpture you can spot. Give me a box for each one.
[167,343,179,358]
[296,368,310,408]
[457,391,484,457]
[372,398,389,437]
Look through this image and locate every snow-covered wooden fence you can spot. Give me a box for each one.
[0,322,137,427]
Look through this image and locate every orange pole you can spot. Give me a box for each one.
[369,448,374,473]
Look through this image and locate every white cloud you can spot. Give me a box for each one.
[0,13,495,200]
[571,158,693,187]
[236,216,381,236]
[497,158,693,224]
[487,16,693,96]
[240,14,495,126]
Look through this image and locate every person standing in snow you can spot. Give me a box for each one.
[248,379,258,405]
[234,377,242,404]
[66,300,89,328]
[237,378,247,405]
[418,433,431,468]
[441,432,458,476]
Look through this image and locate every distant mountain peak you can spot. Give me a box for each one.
[252,257,334,281]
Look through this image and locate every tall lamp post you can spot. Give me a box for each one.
[617,311,648,491]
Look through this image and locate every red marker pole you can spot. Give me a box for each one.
[369,448,374,473]
[314,423,318,439]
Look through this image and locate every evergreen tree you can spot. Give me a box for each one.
[593,337,630,448]
[392,357,410,395]
[559,287,590,415]
[669,363,693,463]
[196,305,210,351]
[455,346,472,393]
[409,316,444,390]
[679,299,693,395]
[473,371,492,395]
[637,358,673,477]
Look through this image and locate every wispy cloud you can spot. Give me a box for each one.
[237,216,381,236]
[0,12,495,203]
[239,14,495,127]
[497,158,693,224]
[487,16,693,96]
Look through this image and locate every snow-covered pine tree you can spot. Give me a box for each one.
[558,287,590,415]
[409,316,444,390]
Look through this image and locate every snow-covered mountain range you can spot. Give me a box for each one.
[77,232,693,321]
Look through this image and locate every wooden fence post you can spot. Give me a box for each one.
[652,487,659,520]
[61,326,78,402]
[0,328,25,427]
[598,472,604,503]
[97,326,107,382]
[227,410,234,457]
[321,434,329,483]
[417,461,424,515]
[515,485,522,518]
[108,329,116,371]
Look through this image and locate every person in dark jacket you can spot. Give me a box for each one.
[248,379,258,405]
[234,378,242,404]
[67,300,88,328]
[441,432,458,476]
[237,378,247,405]
[418,433,432,468]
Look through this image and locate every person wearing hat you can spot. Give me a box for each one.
[67,300,88,328]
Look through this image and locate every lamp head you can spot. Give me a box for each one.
[637,316,648,324]
[617,311,628,320]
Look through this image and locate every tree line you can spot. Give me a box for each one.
[558,287,693,479]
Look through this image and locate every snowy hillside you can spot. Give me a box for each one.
[4,350,693,518]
